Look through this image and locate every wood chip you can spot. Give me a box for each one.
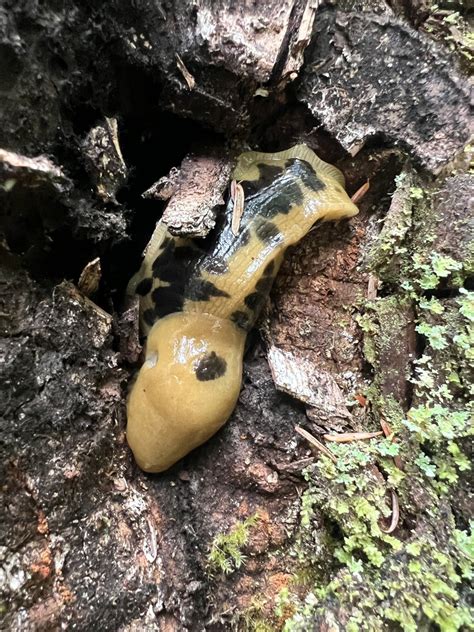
[323,431,383,443]
[160,150,233,237]
[295,425,337,463]
[268,346,351,420]
[78,257,101,297]
[230,180,245,236]
[354,393,367,407]
[367,274,380,300]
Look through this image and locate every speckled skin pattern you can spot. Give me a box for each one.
[126,144,359,472]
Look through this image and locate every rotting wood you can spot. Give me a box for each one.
[298,7,471,171]
[82,117,128,203]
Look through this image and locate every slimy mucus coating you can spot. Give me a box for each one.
[127,144,358,472]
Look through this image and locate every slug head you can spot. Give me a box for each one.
[127,312,246,472]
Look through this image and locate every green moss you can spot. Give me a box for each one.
[413,252,463,291]
[365,170,418,284]
[252,621,275,632]
[235,596,275,632]
[280,170,473,631]
[207,513,260,576]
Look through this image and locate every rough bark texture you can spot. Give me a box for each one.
[159,149,233,237]
[1,1,472,631]
[298,7,472,171]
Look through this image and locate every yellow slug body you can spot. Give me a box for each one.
[127,144,358,472]
[127,312,245,472]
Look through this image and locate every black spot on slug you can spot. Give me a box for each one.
[238,227,251,247]
[158,263,186,284]
[245,159,325,220]
[195,351,227,381]
[286,158,326,193]
[256,275,274,294]
[151,286,184,317]
[143,308,156,327]
[244,176,302,219]
[255,220,281,244]
[152,241,175,277]
[174,245,202,261]
[231,310,252,331]
[301,169,325,193]
[246,179,304,219]
[242,163,285,198]
[263,260,275,276]
[152,242,201,287]
[135,277,153,296]
[271,181,304,213]
[244,291,265,311]
[186,278,230,302]
[259,163,285,181]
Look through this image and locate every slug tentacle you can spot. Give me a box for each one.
[126,144,359,472]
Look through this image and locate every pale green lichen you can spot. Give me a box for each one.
[279,170,473,631]
[365,170,418,283]
[285,516,472,632]
[423,4,474,71]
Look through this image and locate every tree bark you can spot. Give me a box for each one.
[1,1,472,630]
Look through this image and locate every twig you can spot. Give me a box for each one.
[323,431,383,443]
[275,457,315,472]
[295,425,337,463]
[378,417,402,533]
[176,53,195,90]
[351,179,370,203]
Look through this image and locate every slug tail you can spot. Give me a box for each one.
[182,145,358,327]
[234,143,346,188]
[130,144,358,336]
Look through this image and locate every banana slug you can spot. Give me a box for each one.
[126,144,358,472]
